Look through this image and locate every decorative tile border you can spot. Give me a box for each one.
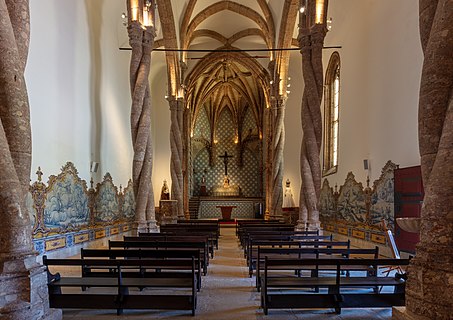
[74,232,89,244]
[45,237,66,251]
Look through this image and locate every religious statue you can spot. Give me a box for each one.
[223,175,230,188]
[282,178,296,208]
[160,180,170,200]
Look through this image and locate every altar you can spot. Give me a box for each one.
[198,197,263,219]
[216,205,236,220]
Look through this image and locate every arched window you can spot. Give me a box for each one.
[323,52,340,176]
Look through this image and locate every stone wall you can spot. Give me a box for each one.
[320,161,399,254]
[28,162,134,254]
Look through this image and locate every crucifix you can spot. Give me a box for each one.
[219,151,233,175]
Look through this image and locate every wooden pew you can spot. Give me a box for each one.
[43,255,198,316]
[160,224,220,246]
[139,233,216,257]
[240,229,319,250]
[109,240,209,275]
[255,246,378,290]
[261,257,409,315]
[245,234,333,264]
[80,248,202,291]
[237,225,295,243]
[235,220,281,235]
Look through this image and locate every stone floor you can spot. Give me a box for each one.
[58,226,393,319]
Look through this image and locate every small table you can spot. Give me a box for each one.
[216,206,237,220]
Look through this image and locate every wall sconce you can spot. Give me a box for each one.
[327,17,333,30]
[121,12,127,26]
[90,161,99,173]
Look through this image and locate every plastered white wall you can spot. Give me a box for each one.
[283,0,422,199]
[27,0,141,190]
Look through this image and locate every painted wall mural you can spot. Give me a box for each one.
[320,161,398,247]
[337,173,367,224]
[29,162,135,254]
[122,180,136,220]
[94,173,120,223]
[44,165,90,229]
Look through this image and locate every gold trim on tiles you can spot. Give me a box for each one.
[45,237,66,251]
[371,233,386,244]
[95,230,106,239]
[352,229,365,239]
[74,233,89,244]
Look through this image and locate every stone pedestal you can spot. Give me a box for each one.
[160,200,178,225]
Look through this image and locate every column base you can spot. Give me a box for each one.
[295,220,306,231]
[133,220,149,235]
[147,219,159,232]
[0,255,63,320]
[392,307,430,320]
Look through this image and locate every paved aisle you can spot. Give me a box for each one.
[63,227,392,319]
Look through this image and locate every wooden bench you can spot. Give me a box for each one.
[80,248,203,291]
[256,246,378,290]
[235,220,282,236]
[109,240,209,275]
[160,223,220,237]
[237,225,295,244]
[261,257,409,315]
[138,233,216,258]
[241,229,320,251]
[246,238,337,273]
[43,255,198,316]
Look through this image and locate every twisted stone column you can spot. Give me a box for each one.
[128,21,157,232]
[269,96,286,220]
[0,1,61,318]
[393,1,453,319]
[168,96,184,220]
[297,24,326,231]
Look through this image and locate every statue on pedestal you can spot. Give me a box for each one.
[160,180,170,200]
[283,178,296,208]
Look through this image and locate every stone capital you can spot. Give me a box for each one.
[270,95,287,110]
[143,26,156,50]
[127,21,143,48]
[167,96,184,111]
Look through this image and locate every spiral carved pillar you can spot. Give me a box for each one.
[0,1,61,318]
[168,96,184,220]
[128,21,157,233]
[269,96,286,221]
[393,1,453,319]
[296,24,326,231]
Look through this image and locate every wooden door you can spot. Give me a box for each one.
[394,166,423,253]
